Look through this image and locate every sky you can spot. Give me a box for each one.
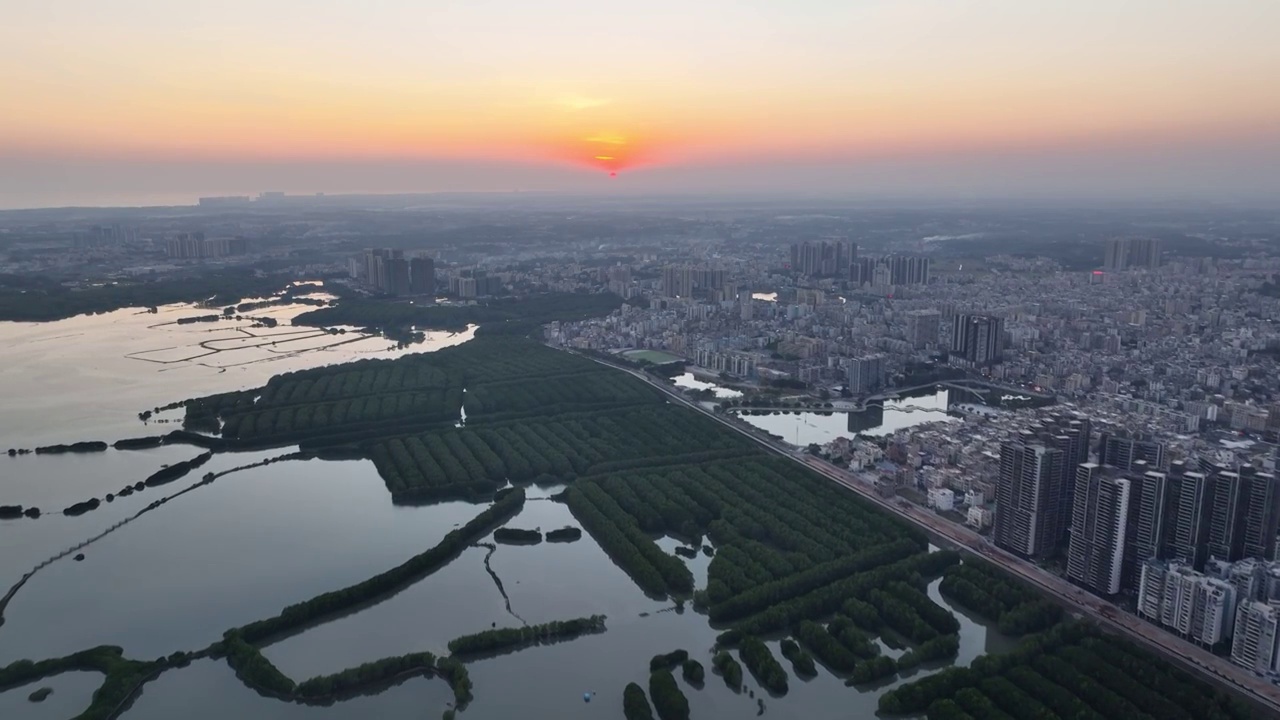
[2,0,1279,207]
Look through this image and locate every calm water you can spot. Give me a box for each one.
[123,658,455,720]
[736,389,957,446]
[0,457,484,665]
[0,447,286,588]
[671,372,744,399]
[458,555,1009,720]
[0,309,1015,720]
[0,670,103,720]
[261,497,660,679]
[1,444,197,510]
[0,292,475,447]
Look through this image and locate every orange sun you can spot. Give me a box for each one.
[550,131,642,175]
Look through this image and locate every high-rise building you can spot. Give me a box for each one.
[386,257,411,296]
[409,257,435,295]
[886,255,931,285]
[951,314,1005,366]
[1241,470,1280,561]
[905,310,941,348]
[1163,468,1211,568]
[362,248,406,294]
[1232,601,1280,673]
[1196,466,1280,563]
[1207,557,1264,605]
[662,266,693,298]
[1103,237,1162,271]
[1137,561,1236,646]
[847,355,884,395]
[662,265,726,299]
[1191,577,1238,646]
[1123,468,1168,592]
[1098,431,1166,471]
[790,240,855,277]
[848,255,929,287]
[1022,411,1092,555]
[1066,463,1131,595]
[993,442,1064,559]
[1205,469,1244,561]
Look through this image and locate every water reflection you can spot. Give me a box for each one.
[263,497,665,680]
[262,545,508,680]
[0,457,482,665]
[0,448,286,591]
[671,373,743,399]
[0,294,475,447]
[0,671,102,720]
[1,444,197,510]
[122,659,453,720]
[460,555,1011,720]
[735,389,957,446]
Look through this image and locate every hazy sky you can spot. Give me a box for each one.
[3,0,1279,207]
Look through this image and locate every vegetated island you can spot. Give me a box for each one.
[0,269,303,322]
[447,615,607,658]
[544,526,582,543]
[492,527,542,545]
[34,441,108,455]
[144,452,214,487]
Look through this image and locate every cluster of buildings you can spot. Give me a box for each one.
[447,270,503,298]
[349,248,435,296]
[543,234,1280,671]
[661,265,734,302]
[787,240,932,288]
[1136,557,1280,675]
[984,406,1280,675]
[164,232,250,260]
[1104,237,1163,271]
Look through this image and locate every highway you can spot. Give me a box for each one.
[574,351,1280,715]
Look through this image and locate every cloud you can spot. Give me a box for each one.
[559,95,611,111]
[583,132,627,146]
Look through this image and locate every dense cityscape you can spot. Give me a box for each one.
[2,197,1280,719]
[546,230,1280,675]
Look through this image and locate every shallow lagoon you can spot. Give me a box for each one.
[122,658,455,720]
[0,456,482,665]
[0,670,103,720]
[0,293,475,447]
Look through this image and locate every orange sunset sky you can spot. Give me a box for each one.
[2,0,1279,206]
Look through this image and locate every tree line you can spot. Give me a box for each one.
[294,652,438,698]
[292,292,626,338]
[446,615,606,657]
[712,650,743,691]
[877,621,1252,720]
[737,636,788,695]
[0,268,296,322]
[624,682,655,720]
[562,482,694,596]
[648,669,690,720]
[235,488,525,643]
[939,562,1062,636]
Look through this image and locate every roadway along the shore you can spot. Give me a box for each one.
[573,351,1280,715]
